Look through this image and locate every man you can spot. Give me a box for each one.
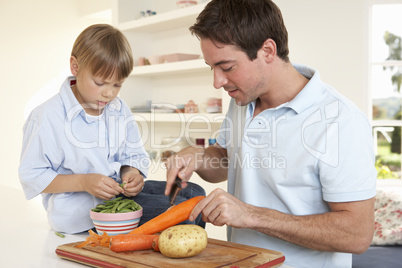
[165,0,376,267]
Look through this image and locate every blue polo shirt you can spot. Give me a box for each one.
[217,64,376,268]
[19,76,149,234]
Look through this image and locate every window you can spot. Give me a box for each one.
[370,1,402,179]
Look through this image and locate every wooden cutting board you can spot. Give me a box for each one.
[56,238,285,268]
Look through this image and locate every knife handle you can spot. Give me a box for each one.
[169,177,182,205]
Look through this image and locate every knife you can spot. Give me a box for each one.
[169,176,182,206]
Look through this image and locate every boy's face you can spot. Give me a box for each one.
[71,59,125,115]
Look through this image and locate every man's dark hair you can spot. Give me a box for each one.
[190,0,289,62]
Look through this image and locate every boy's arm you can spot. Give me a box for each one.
[43,173,123,200]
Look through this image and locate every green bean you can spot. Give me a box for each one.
[55,232,65,238]
[117,208,132,213]
[111,201,120,213]
[132,203,142,211]
[92,198,141,213]
[100,208,112,213]
[117,199,131,211]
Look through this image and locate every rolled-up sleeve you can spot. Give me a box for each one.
[19,112,61,200]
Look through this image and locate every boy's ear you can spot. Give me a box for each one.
[70,56,79,75]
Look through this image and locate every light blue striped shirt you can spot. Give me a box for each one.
[19,76,149,234]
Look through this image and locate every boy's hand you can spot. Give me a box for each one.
[120,167,144,197]
[83,174,123,200]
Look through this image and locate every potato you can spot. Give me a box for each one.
[158,224,207,258]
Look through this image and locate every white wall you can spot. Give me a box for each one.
[1,0,369,191]
[277,0,368,113]
[0,0,111,190]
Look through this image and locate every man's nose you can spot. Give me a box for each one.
[213,69,228,89]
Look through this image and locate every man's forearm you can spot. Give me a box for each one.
[196,145,228,183]
[246,198,375,254]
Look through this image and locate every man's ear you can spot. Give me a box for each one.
[70,56,79,76]
[260,38,277,63]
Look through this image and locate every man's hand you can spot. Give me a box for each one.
[165,145,206,195]
[190,188,252,227]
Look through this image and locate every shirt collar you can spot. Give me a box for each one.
[60,76,122,122]
[247,64,324,117]
[285,64,324,114]
[247,99,289,119]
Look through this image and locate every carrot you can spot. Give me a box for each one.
[75,230,110,248]
[152,235,159,252]
[110,234,159,253]
[129,195,205,235]
[100,233,111,247]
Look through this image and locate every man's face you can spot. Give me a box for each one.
[200,38,268,106]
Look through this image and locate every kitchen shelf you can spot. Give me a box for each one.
[131,58,208,77]
[117,3,208,33]
[113,0,226,135]
[133,112,224,123]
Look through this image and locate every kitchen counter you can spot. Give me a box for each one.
[0,185,87,267]
[0,184,291,268]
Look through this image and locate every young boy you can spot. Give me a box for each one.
[19,24,205,234]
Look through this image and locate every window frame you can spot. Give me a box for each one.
[368,0,402,178]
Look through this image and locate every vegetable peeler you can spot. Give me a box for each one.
[169,176,182,206]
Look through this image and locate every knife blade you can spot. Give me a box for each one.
[169,176,182,206]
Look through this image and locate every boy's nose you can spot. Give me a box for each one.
[102,86,114,98]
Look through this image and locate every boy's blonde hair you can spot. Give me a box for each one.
[71,24,134,80]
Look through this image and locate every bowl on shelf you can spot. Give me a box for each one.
[206,106,222,113]
[206,98,222,113]
[207,98,222,107]
[131,106,151,113]
[163,53,200,63]
[151,104,177,113]
[176,1,198,8]
[148,55,165,65]
[90,208,143,236]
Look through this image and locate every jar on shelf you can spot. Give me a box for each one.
[185,100,199,113]
[208,138,217,146]
[196,138,205,147]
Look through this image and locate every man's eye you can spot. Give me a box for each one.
[222,66,233,72]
